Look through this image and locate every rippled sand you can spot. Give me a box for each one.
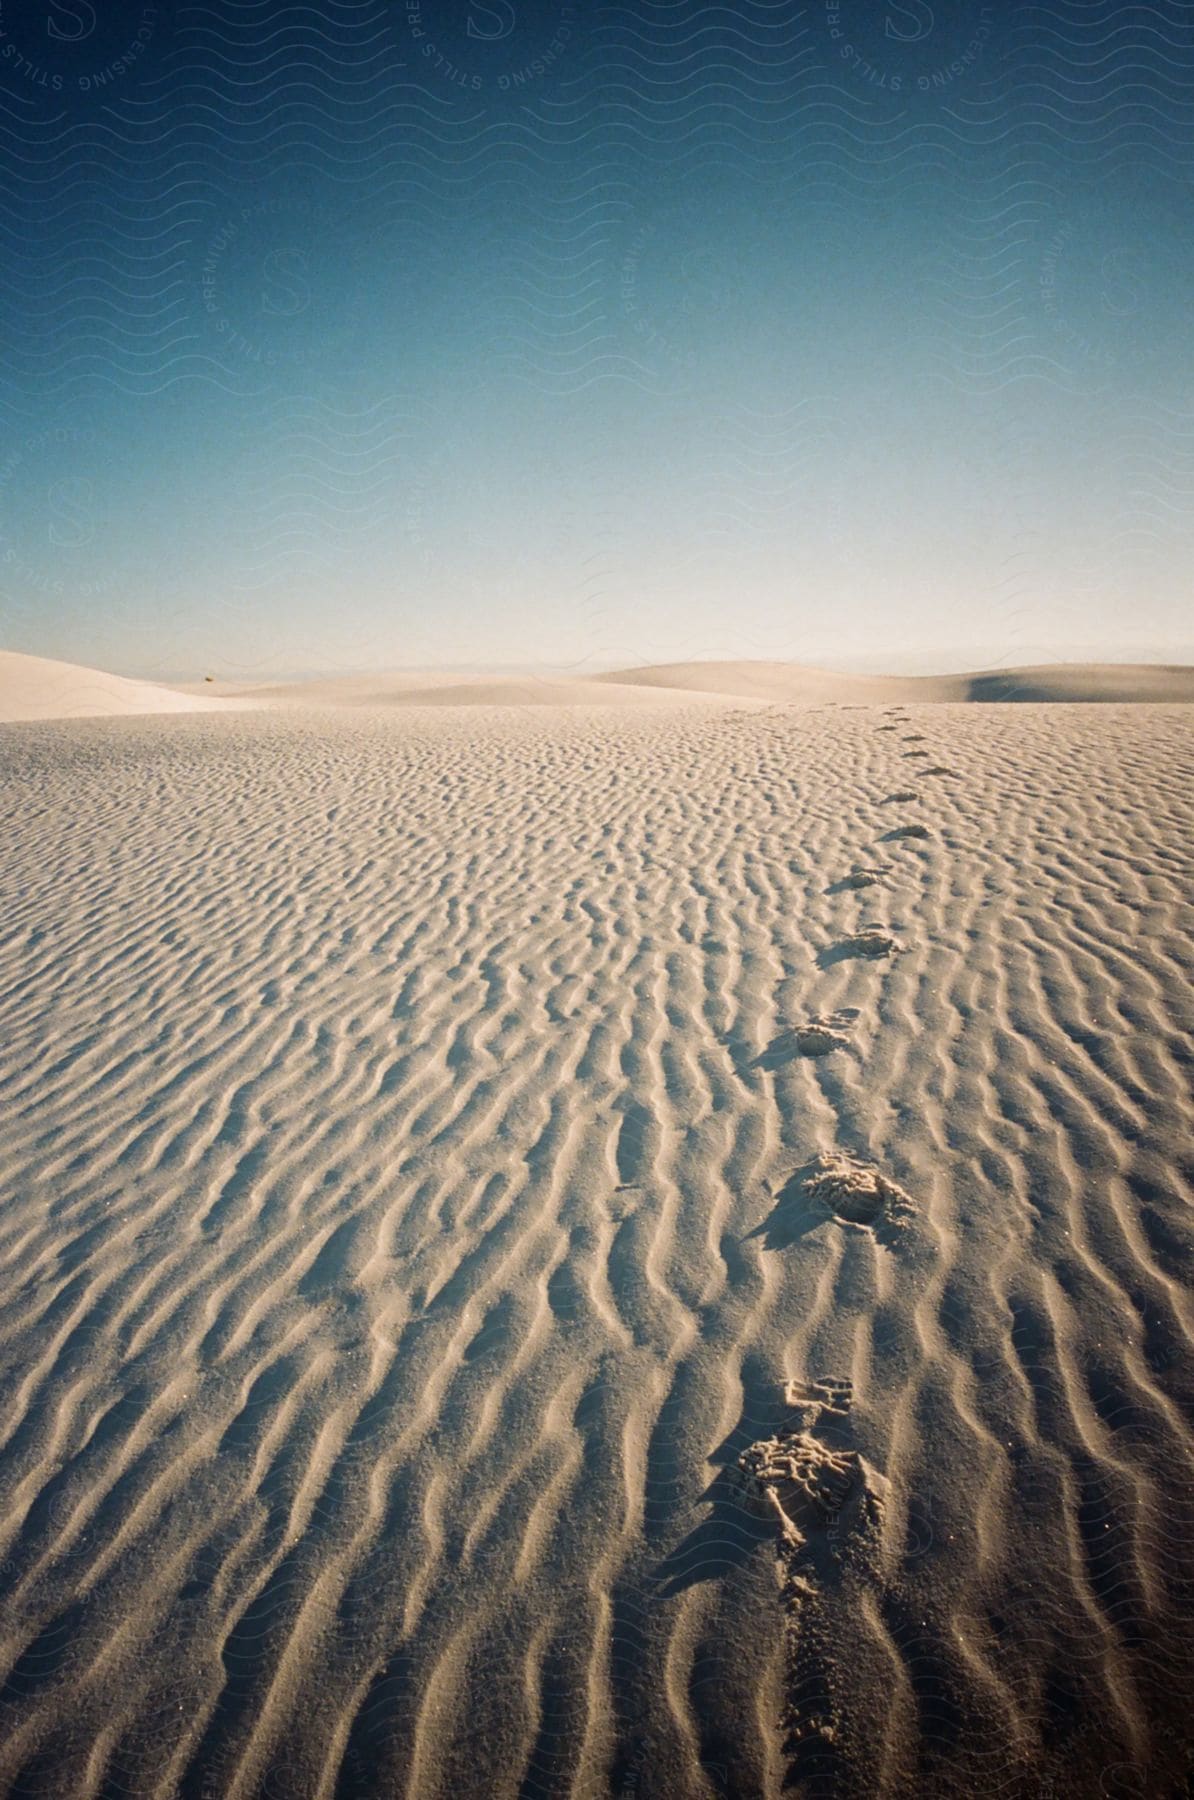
[0,701,1191,1798]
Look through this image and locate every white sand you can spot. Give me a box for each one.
[0,653,234,723]
[0,674,1191,1797]
[5,652,1192,721]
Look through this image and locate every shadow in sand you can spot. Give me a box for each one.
[650,1461,778,1598]
[742,1165,833,1251]
[649,1356,814,1600]
[824,870,884,895]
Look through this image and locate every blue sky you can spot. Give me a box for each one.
[1,0,1191,678]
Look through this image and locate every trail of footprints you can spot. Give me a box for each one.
[734,706,945,1751]
[2,706,1188,1796]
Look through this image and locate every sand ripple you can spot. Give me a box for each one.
[0,702,1191,1797]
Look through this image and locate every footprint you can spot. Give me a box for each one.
[819,927,900,965]
[728,1430,886,1550]
[903,749,929,758]
[881,791,919,804]
[827,866,885,893]
[902,734,926,742]
[882,823,930,841]
[796,1150,914,1230]
[791,1016,852,1055]
[919,765,958,777]
[813,1375,854,1415]
[852,926,899,956]
[798,1013,856,1055]
[728,1392,891,1773]
[876,724,899,733]
[779,1379,839,1433]
[753,1153,914,1252]
[784,1375,853,1418]
[751,1011,857,1066]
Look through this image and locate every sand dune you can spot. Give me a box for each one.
[0,696,1192,1797]
[0,652,231,723]
[211,670,744,709]
[199,659,1194,710]
[598,659,1194,704]
[6,653,1192,721]
[962,663,1194,701]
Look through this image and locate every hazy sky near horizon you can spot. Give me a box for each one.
[0,0,1191,678]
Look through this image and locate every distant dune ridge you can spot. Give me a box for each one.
[0,685,1191,1796]
[2,650,1192,720]
[597,659,1194,705]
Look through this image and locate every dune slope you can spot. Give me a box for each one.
[0,652,233,723]
[598,659,1194,705]
[215,671,746,708]
[0,701,1191,1798]
[7,654,1191,720]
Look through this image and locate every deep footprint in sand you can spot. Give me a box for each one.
[790,1150,914,1231]
[728,1383,891,1767]
[753,1152,915,1252]
[883,822,930,841]
[881,790,919,804]
[822,926,900,963]
[788,1012,855,1055]
[752,1011,857,1065]
[919,764,959,777]
[729,1430,887,1551]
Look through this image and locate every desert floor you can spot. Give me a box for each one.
[0,698,1191,1799]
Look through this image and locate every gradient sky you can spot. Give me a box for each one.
[0,0,1191,678]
